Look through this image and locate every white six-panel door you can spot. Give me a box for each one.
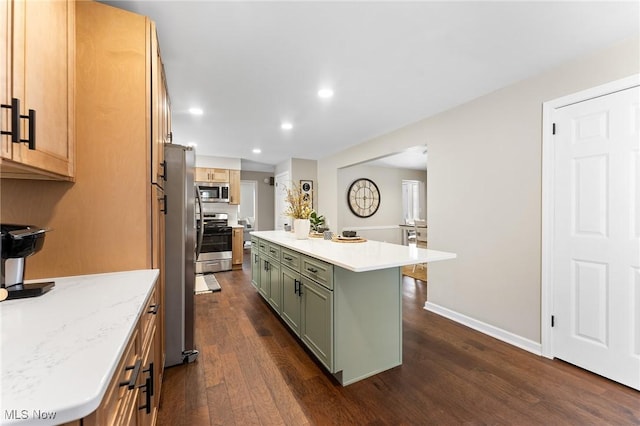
[551,85,640,390]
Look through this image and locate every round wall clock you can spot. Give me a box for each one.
[347,178,381,218]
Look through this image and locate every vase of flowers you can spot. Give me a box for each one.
[284,183,312,239]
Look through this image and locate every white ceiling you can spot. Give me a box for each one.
[103,1,639,171]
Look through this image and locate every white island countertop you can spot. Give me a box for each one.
[0,269,159,426]
[251,230,456,272]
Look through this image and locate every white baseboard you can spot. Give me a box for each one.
[424,301,542,356]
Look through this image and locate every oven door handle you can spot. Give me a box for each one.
[195,187,204,260]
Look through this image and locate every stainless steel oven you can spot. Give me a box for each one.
[195,212,232,273]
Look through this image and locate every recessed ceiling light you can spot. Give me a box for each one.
[252,148,261,154]
[281,122,293,130]
[188,107,203,115]
[318,88,334,99]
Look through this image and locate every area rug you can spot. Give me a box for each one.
[195,274,222,294]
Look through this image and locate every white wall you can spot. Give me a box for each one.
[317,37,640,344]
[196,155,241,170]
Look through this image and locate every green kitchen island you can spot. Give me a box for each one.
[250,230,456,385]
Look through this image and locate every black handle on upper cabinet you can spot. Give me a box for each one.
[1,98,20,142]
[147,304,159,315]
[119,359,142,390]
[160,160,166,181]
[20,109,36,150]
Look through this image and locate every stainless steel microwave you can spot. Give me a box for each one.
[196,182,229,203]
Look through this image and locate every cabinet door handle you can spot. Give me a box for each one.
[308,267,318,274]
[283,256,292,261]
[160,194,167,214]
[138,377,152,414]
[160,160,166,181]
[1,98,20,142]
[19,109,36,150]
[147,304,159,315]
[294,279,299,295]
[143,362,154,396]
[119,359,142,390]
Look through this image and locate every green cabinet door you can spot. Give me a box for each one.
[258,255,269,299]
[300,277,334,371]
[281,266,301,335]
[267,261,282,313]
[250,249,260,290]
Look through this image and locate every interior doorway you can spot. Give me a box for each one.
[274,171,290,230]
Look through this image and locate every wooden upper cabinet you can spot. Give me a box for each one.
[1,0,75,180]
[195,167,229,183]
[229,169,240,204]
[151,23,168,188]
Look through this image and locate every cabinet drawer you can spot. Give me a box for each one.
[140,287,158,351]
[251,236,259,248]
[100,329,140,426]
[281,247,300,272]
[301,255,333,290]
[258,238,268,255]
[266,242,280,260]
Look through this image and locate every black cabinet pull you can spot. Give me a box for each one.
[20,109,36,150]
[308,267,318,274]
[294,279,299,295]
[147,304,159,315]
[283,255,292,261]
[138,377,152,414]
[1,98,20,142]
[119,359,142,390]
[160,194,167,214]
[143,362,154,396]
[264,260,269,271]
[160,160,166,181]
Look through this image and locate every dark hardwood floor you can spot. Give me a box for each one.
[158,250,639,425]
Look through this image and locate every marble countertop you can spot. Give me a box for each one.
[251,231,455,272]
[0,269,159,426]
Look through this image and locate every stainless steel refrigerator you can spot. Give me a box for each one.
[164,144,199,366]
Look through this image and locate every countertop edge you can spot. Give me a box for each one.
[251,231,456,272]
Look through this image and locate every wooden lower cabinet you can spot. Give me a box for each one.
[232,227,243,269]
[83,285,160,426]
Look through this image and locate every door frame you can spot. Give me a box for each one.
[541,73,640,358]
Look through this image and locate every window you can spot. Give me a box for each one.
[402,180,422,224]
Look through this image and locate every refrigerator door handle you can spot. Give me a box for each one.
[195,186,204,260]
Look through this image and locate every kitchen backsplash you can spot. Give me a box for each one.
[201,202,239,225]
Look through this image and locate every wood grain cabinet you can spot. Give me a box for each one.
[195,167,229,183]
[83,285,160,426]
[229,169,240,204]
[1,0,75,180]
[232,227,243,269]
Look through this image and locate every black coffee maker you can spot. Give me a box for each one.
[1,224,53,299]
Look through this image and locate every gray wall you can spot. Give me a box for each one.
[317,37,640,345]
[337,165,426,243]
[240,171,275,231]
